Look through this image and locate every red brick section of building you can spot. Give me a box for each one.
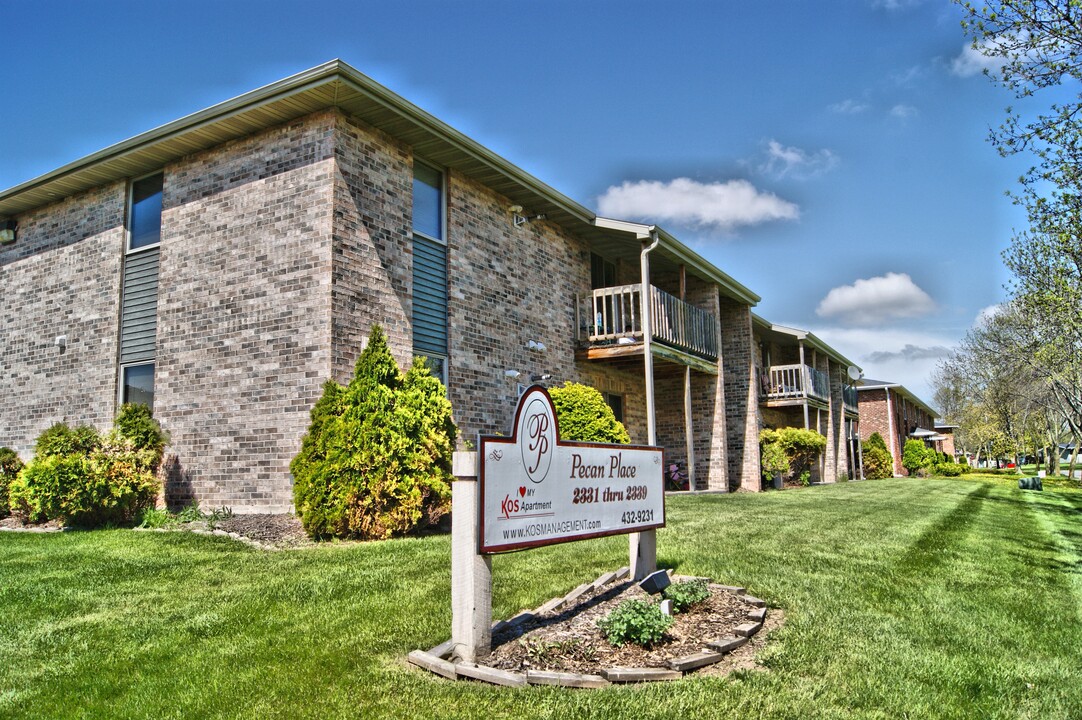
[856,380,938,476]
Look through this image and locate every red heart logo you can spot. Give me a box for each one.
[519,486,526,497]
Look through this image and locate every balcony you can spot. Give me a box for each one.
[576,284,719,373]
[760,363,830,406]
[843,385,859,416]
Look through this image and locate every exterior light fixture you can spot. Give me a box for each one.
[526,340,547,351]
[530,373,552,382]
[504,369,521,379]
[54,335,67,350]
[508,205,546,228]
[0,219,16,245]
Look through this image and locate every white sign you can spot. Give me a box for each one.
[479,386,664,554]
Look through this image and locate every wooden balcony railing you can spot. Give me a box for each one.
[576,284,718,361]
[761,363,830,403]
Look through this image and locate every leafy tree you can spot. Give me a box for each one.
[291,325,457,540]
[548,382,630,444]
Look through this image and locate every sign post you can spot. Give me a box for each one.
[451,386,664,660]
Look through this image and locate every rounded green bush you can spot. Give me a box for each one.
[663,579,710,613]
[548,382,630,444]
[113,403,169,469]
[863,446,894,479]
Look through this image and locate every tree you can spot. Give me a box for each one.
[955,1,1082,480]
[290,326,457,540]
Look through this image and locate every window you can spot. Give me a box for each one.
[412,162,443,243]
[129,173,163,251]
[602,392,624,423]
[591,253,616,289]
[119,173,162,411]
[120,362,155,409]
[412,161,449,374]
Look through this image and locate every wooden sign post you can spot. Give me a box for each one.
[451,386,664,661]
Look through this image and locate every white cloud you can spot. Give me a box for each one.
[890,104,919,119]
[807,326,955,405]
[596,178,799,232]
[951,40,1008,78]
[815,272,937,325]
[975,303,1003,327]
[761,140,839,179]
[829,99,870,114]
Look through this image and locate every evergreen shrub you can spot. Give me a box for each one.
[548,382,630,444]
[0,448,23,519]
[862,433,894,479]
[903,439,933,476]
[8,424,159,527]
[291,325,457,540]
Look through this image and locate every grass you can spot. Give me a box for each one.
[2,477,1081,719]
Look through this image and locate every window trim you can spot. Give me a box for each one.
[118,360,156,410]
[419,353,449,388]
[412,159,446,246]
[126,170,164,255]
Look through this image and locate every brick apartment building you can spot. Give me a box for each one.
[856,379,938,476]
[752,316,862,485]
[0,60,780,511]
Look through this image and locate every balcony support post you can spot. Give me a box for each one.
[799,341,810,430]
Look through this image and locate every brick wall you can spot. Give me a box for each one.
[858,388,900,475]
[331,114,414,377]
[719,296,757,491]
[0,184,127,458]
[155,112,337,511]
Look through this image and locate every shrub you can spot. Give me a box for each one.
[0,448,23,519]
[663,579,710,613]
[863,446,894,479]
[597,599,673,647]
[548,382,630,444]
[761,428,826,484]
[291,325,457,540]
[113,403,169,469]
[9,422,159,527]
[759,433,789,483]
[866,432,888,452]
[35,423,101,457]
[902,439,932,476]
[934,461,969,477]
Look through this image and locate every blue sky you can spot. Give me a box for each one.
[0,0,1036,404]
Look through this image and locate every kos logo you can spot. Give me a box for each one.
[501,494,520,518]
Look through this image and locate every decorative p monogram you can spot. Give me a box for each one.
[519,392,554,484]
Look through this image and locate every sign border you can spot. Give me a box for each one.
[478,385,665,554]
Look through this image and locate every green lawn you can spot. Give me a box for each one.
[2,477,1081,719]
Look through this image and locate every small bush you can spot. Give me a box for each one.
[663,579,710,613]
[0,448,24,519]
[866,432,888,452]
[934,462,969,477]
[35,423,101,457]
[862,448,893,479]
[759,437,789,483]
[113,403,169,469]
[902,439,932,476]
[760,427,825,484]
[548,382,630,444]
[597,599,673,647]
[10,423,159,527]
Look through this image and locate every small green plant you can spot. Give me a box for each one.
[0,447,24,519]
[206,506,233,530]
[799,470,812,486]
[137,507,173,529]
[176,503,206,523]
[839,472,850,483]
[663,579,710,613]
[548,382,630,444]
[597,598,673,647]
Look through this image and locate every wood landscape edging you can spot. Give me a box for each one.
[407,568,769,688]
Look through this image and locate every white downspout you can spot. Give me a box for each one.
[641,230,661,446]
[631,229,661,581]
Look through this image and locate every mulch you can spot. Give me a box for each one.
[487,580,782,678]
